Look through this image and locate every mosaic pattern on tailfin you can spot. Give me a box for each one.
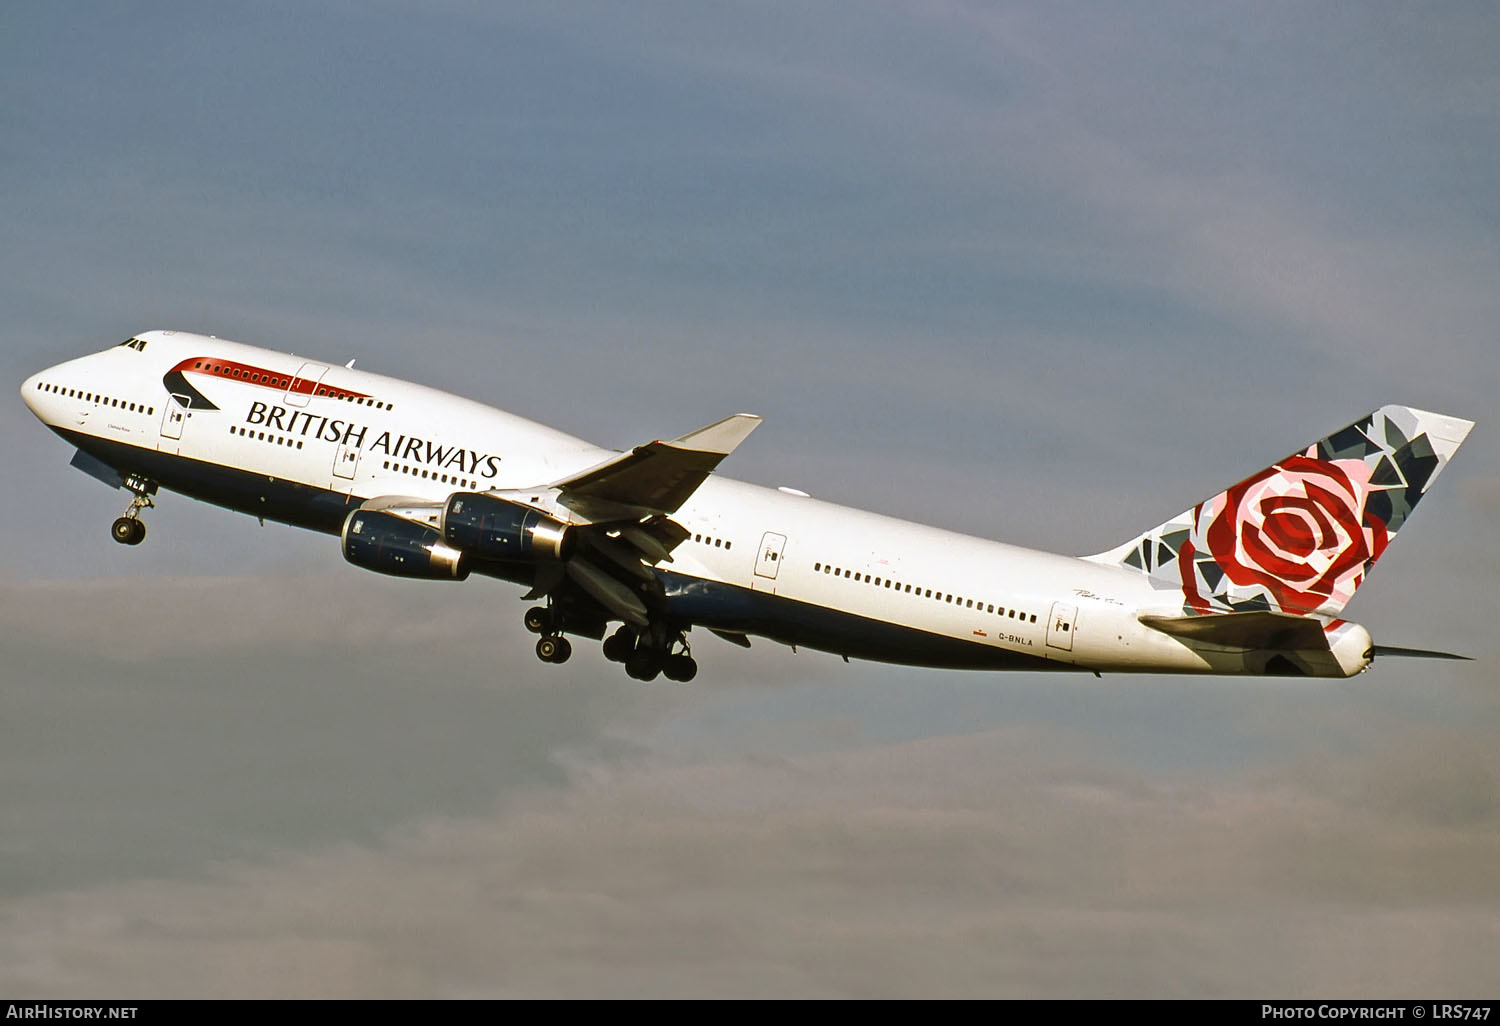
[1104,406,1469,618]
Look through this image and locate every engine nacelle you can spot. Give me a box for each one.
[342,509,470,580]
[441,493,575,562]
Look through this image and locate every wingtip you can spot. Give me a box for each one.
[671,413,763,455]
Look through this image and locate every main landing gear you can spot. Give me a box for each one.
[110,475,157,546]
[524,605,573,664]
[523,606,698,681]
[602,625,698,683]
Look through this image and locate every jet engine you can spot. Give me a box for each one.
[342,509,470,580]
[441,493,575,562]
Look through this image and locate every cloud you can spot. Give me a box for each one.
[3,721,1497,998]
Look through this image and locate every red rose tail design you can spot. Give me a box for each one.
[1084,406,1473,618]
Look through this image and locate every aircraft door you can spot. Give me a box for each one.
[1046,602,1078,651]
[754,532,787,579]
[285,362,328,408]
[332,442,360,481]
[160,395,189,440]
[751,531,787,594]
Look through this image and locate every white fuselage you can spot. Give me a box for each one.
[21,331,1373,677]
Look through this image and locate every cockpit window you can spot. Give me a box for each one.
[117,337,148,352]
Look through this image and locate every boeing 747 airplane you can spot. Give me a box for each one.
[22,330,1474,681]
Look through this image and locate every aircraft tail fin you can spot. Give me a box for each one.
[1084,405,1473,617]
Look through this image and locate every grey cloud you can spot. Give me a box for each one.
[2,727,1497,998]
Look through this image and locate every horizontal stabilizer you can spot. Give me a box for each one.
[1370,644,1471,661]
[1139,610,1329,650]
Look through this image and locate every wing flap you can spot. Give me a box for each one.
[566,559,650,627]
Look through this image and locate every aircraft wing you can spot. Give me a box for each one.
[354,414,761,626]
[552,413,762,519]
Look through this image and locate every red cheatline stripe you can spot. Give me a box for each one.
[168,357,373,401]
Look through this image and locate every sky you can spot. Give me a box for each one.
[2,0,1498,999]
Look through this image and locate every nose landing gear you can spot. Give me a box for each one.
[111,517,146,545]
[110,475,157,546]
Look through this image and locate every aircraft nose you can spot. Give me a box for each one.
[20,372,44,416]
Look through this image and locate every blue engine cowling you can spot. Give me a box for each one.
[441,493,575,562]
[342,509,470,580]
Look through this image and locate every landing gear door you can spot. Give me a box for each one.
[286,362,328,408]
[1046,602,1078,652]
[160,394,189,441]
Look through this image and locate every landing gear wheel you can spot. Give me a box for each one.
[536,636,572,664]
[524,606,553,634]
[112,475,157,546]
[602,628,635,663]
[625,650,661,681]
[663,654,698,683]
[112,517,145,546]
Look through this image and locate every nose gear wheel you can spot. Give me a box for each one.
[110,475,157,546]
